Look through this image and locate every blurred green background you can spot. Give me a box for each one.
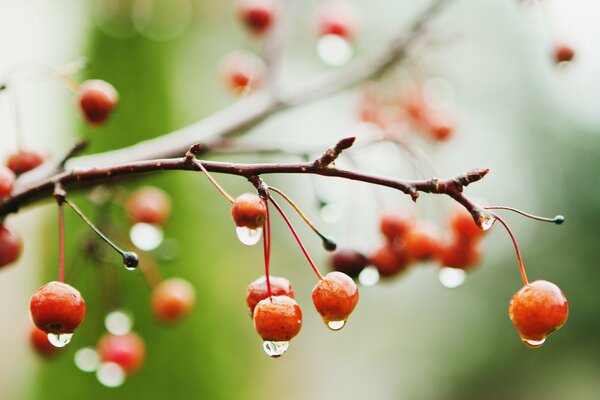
[1,0,599,399]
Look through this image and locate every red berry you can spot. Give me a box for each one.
[79,79,119,126]
[508,280,568,348]
[449,207,485,241]
[30,281,86,334]
[316,1,360,41]
[438,240,481,270]
[553,44,575,64]
[98,332,146,374]
[369,244,410,278]
[151,278,196,324]
[0,225,22,268]
[406,222,441,262]
[231,193,267,229]
[379,211,412,242]
[0,166,15,197]
[237,0,276,36]
[219,51,266,95]
[125,186,171,225]
[6,149,46,175]
[246,276,294,316]
[329,248,368,278]
[30,325,62,358]
[253,296,302,342]
[312,272,359,329]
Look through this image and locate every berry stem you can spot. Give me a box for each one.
[268,195,325,281]
[485,206,564,225]
[191,159,235,204]
[490,212,529,286]
[58,201,65,283]
[262,199,273,299]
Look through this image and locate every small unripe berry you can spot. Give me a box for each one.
[30,325,62,358]
[312,272,359,328]
[231,193,267,229]
[0,166,15,197]
[6,150,46,175]
[0,225,22,268]
[125,187,171,226]
[237,0,276,36]
[329,248,368,278]
[253,296,302,342]
[509,280,568,347]
[30,281,86,334]
[98,332,146,374]
[79,79,119,126]
[151,278,196,324]
[219,51,266,95]
[246,276,294,316]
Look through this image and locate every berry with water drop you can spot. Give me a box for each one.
[151,278,196,324]
[237,0,276,36]
[253,295,302,342]
[125,186,172,226]
[0,225,22,268]
[246,275,294,316]
[98,332,146,374]
[329,248,368,278]
[231,192,267,229]
[312,271,358,329]
[508,280,568,348]
[79,79,119,126]
[30,281,86,334]
[6,149,46,175]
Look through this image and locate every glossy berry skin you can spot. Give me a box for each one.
[312,272,359,324]
[219,51,266,95]
[316,1,360,41]
[125,187,171,225]
[79,79,119,126]
[406,223,441,261]
[379,212,412,242]
[0,166,15,197]
[450,207,484,241]
[30,325,62,358]
[151,278,196,324]
[438,240,481,270]
[237,0,276,36]
[369,244,410,278]
[554,45,575,64]
[246,276,294,316]
[0,225,22,268]
[30,281,86,334]
[98,332,146,374]
[509,280,568,345]
[6,150,46,175]
[329,248,368,278]
[253,296,302,342]
[231,193,267,229]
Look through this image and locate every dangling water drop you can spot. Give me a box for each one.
[358,266,379,287]
[317,34,354,66]
[522,337,546,349]
[236,226,263,246]
[96,362,126,387]
[74,347,99,372]
[327,320,346,331]
[47,332,73,348]
[438,267,466,289]
[262,341,289,358]
[478,210,496,231]
[130,223,164,251]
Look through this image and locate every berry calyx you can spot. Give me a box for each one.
[312,271,359,330]
[30,325,62,358]
[125,186,171,226]
[97,332,146,374]
[78,79,119,126]
[231,193,267,229]
[553,44,575,64]
[246,275,294,316]
[0,166,15,197]
[0,225,22,268]
[508,280,568,348]
[253,295,302,342]
[237,0,276,36]
[329,248,368,278]
[6,149,46,175]
[30,281,86,334]
[151,278,196,324]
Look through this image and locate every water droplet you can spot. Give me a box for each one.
[236,226,263,246]
[317,34,354,66]
[358,266,380,287]
[262,341,289,358]
[47,333,73,348]
[320,204,341,223]
[130,223,164,251]
[522,337,546,349]
[327,320,346,331]
[96,362,126,388]
[74,347,99,372]
[438,267,466,289]
[105,310,133,336]
[478,210,496,231]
